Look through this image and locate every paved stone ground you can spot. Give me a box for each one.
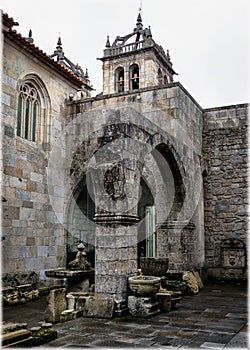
[46,283,248,349]
[2,283,248,349]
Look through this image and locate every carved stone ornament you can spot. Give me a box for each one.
[104,161,126,200]
[221,238,246,269]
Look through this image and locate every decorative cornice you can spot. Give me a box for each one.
[94,213,140,225]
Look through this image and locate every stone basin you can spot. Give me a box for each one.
[45,269,94,279]
[140,257,169,276]
[128,275,161,297]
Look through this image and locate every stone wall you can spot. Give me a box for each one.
[65,83,205,299]
[202,104,248,279]
[2,36,82,283]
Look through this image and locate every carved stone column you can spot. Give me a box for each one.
[90,153,143,301]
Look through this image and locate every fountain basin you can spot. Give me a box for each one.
[128,275,161,297]
[140,257,169,276]
[45,269,94,279]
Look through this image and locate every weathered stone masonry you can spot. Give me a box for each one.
[203,104,248,279]
[1,11,248,298]
[1,13,93,283]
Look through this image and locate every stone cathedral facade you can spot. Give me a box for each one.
[1,12,248,301]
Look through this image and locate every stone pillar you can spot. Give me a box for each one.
[45,288,67,323]
[124,69,130,92]
[90,150,143,302]
[94,220,138,301]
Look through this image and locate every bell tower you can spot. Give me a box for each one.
[98,13,177,95]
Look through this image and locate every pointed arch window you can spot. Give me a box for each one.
[16,75,51,149]
[17,83,39,141]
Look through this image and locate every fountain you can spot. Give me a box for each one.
[128,275,161,297]
[127,257,183,316]
[44,243,95,322]
[45,243,94,291]
[139,257,169,276]
[128,272,161,317]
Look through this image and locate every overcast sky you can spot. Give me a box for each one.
[1,0,249,108]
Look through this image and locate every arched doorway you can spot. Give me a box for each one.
[137,178,155,263]
[67,175,95,266]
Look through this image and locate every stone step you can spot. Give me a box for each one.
[2,329,31,346]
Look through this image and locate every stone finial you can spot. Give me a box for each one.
[167,49,171,62]
[105,35,111,48]
[26,29,34,43]
[136,12,143,30]
[56,36,62,50]
[68,242,91,270]
[137,12,142,23]
[84,69,90,83]
[148,25,152,38]
[77,243,85,251]
[144,26,152,40]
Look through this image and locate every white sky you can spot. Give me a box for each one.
[1,0,249,108]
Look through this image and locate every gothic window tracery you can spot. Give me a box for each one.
[16,75,51,148]
[17,83,40,141]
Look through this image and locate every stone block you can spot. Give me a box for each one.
[87,297,115,318]
[38,246,48,257]
[182,271,199,294]
[2,329,31,346]
[66,294,76,309]
[60,309,75,322]
[156,292,172,312]
[75,295,87,310]
[95,275,128,296]
[45,288,67,323]
[22,201,33,208]
[4,166,22,178]
[3,206,20,220]
[16,189,31,201]
[30,172,44,183]
[2,92,11,106]
[4,125,14,138]
[10,176,26,189]
[193,271,204,289]
[26,181,37,192]
[26,237,36,246]
[20,207,35,221]
[128,295,160,317]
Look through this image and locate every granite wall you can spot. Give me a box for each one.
[2,35,82,283]
[202,104,248,279]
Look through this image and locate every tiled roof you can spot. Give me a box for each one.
[2,12,93,90]
[2,12,18,28]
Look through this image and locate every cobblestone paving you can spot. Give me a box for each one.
[40,283,248,349]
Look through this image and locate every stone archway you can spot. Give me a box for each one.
[63,106,201,302]
[66,175,95,267]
